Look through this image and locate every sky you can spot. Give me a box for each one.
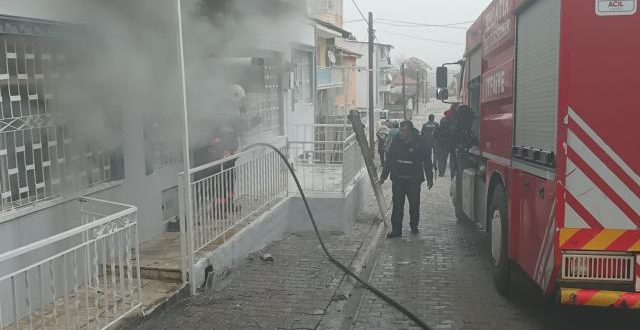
[343,0,493,68]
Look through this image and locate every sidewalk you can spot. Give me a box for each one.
[134,192,385,330]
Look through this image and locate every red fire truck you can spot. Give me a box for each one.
[436,0,640,308]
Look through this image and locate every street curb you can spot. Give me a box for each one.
[316,217,387,330]
[116,284,191,330]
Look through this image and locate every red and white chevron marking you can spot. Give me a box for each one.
[564,107,640,230]
[534,201,556,292]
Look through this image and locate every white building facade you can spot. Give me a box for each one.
[335,39,393,110]
[0,0,325,325]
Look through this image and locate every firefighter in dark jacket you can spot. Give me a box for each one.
[421,114,439,167]
[433,116,452,177]
[192,84,257,217]
[380,120,434,238]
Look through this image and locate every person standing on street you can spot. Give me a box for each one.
[380,120,434,238]
[420,114,439,168]
[385,121,400,154]
[433,116,451,177]
[376,122,390,166]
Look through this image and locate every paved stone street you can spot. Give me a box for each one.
[349,173,640,330]
[136,105,640,330]
[136,204,382,330]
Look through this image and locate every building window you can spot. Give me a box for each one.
[326,0,334,10]
[248,61,282,137]
[0,26,122,213]
[144,115,181,175]
[292,50,313,105]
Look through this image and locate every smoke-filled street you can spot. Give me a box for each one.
[2,1,640,330]
[131,105,640,330]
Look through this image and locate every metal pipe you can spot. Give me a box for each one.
[368,12,375,159]
[402,62,406,120]
[175,0,196,295]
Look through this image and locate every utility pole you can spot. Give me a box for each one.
[176,0,195,294]
[401,62,406,120]
[368,12,375,158]
[425,69,429,103]
[416,69,420,115]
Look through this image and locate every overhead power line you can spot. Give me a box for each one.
[378,18,475,27]
[377,29,465,46]
[350,0,369,25]
[376,21,469,30]
[345,17,474,29]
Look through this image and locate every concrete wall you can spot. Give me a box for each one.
[120,112,183,243]
[192,198,291,290]
[336,56,358,112]
[192,171,371,290]
[287,171,370,233]
[317,38,329,68]
[282,21,315,140]
[286,101,315,140]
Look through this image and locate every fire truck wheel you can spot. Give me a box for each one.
[489,184,510,296]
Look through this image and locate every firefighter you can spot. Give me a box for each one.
[433,116,452,177]
[380,120,434,238]
[194,84,255,217]
[447,104,477,179]
[420,114,439,167]
[376,122,390,166]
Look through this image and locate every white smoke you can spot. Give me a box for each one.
[5,0,308,154]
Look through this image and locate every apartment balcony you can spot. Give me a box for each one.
[317,67,344,90]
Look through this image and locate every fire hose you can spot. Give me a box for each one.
[243,143,432,330]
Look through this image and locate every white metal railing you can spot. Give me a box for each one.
[288,124,365,194]
[180,143,288,264]
[341,134,365,190]
[0,197,140,330]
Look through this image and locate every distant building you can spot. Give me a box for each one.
[315,19,353,117]
[308,0,344,28]
[389,74,417,111]
[335,47,361,113]
[335,39,394,110]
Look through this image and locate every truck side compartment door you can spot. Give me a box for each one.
[516,172,556,279]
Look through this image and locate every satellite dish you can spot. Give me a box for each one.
[327,50,336,64]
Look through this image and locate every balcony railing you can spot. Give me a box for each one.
[181,144,288,255]
[179,131,365,293]
[180,138,289,293]
[317,67,343,89]
[0,198,141,330]
[288,124,366,194]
